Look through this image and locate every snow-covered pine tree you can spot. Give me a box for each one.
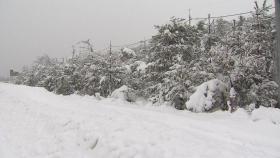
[144,17,202,103]
[230,1,278,107]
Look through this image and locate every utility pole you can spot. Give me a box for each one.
[255,1,261,31]
[208,14,211,34]
[72,45,75,58]
[275,0,280,106]
[233,19,236,34]
[188,9,192,25]
[207,13,212,55]
[143,37,147,51]
[109,41,112,95]
[255,1,261,55]
[212,19,215,34]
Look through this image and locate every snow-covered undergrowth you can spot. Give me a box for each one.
[0,83,280,158]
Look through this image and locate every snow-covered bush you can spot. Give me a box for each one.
[55,76,74,95]
[111,85,137,102]
[186,79,228,112]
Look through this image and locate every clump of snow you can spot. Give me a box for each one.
[123,65,131,73]
[123,61,147,73]
[95,93,102,100]
[229,87,237,97]
[99,76,106,84]
[186,79,227,112]
[246,103,256,113]
[121,48,136,57]
[135,61,147,72]
[163,29,172,36]
[111,85,137,102]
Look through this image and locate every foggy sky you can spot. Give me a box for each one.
[0,0,274,77]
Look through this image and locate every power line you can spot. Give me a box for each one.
[111,39,151,48]
[77,5,275,54]
[111,41,140,48]
[191,6,275,21]
[211,11,253,19]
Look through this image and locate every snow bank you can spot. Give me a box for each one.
[186,79,227,112]
[1,83,280,158]
[251,107,280,125]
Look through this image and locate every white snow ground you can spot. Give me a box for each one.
[0,83,280,158]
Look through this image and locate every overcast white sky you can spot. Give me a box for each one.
[0,0,274,77]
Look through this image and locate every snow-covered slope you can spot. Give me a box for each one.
[0,83,280,158]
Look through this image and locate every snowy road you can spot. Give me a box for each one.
[0,83,280,158]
